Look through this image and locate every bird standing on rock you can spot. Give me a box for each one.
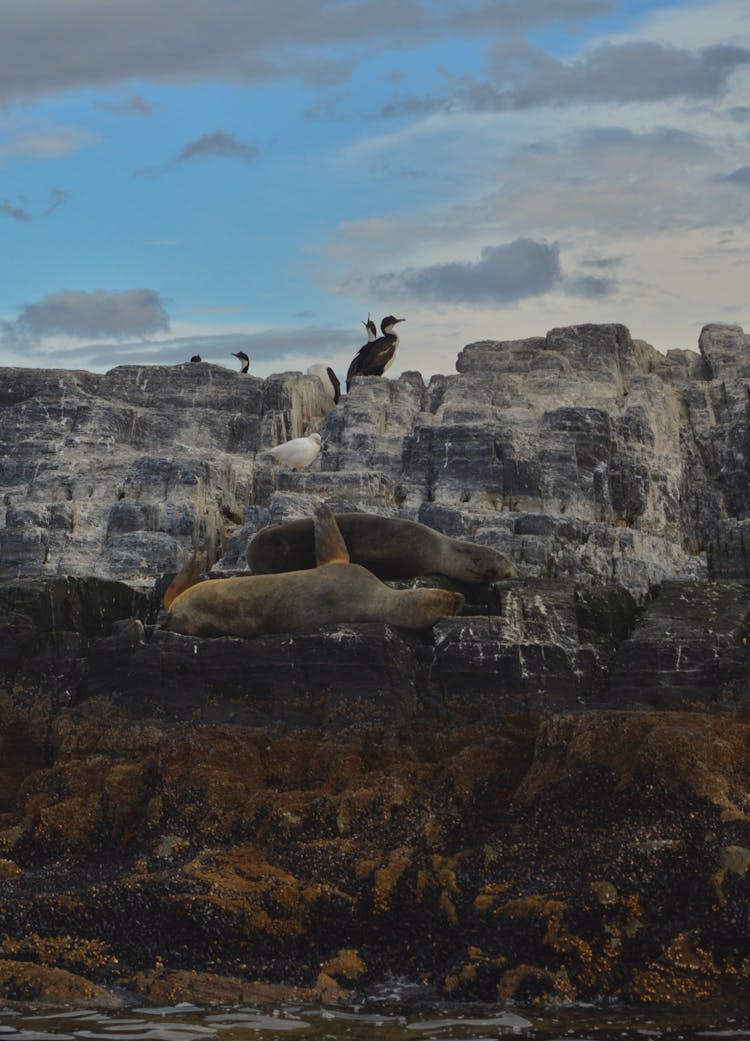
[267,432,322,470]
[346,315,405,392]
[306,364,342,404]
[347,315,376,388]
[232,351,250,373]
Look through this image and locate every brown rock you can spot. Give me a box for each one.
[134,968,316,1006]
[496,963,572,1004]
[629,933,721,1003]
[0,959,120,1007]
[320,947,367,981]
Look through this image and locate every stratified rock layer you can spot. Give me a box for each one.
[2,322,750,596]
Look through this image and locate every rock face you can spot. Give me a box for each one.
[1,323,750,1007]
[2,323,749,597]
[0,363,332,584]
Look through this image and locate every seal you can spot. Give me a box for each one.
[162,504,464,638]
[247,512,517,583]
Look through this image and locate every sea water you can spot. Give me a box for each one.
[0,999,748,1041]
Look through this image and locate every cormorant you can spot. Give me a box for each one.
[345,315,405,392]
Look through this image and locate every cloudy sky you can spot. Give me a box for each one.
[1,0,748,381]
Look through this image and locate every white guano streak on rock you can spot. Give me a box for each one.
[443,440,452,469]
[327,627,363,645]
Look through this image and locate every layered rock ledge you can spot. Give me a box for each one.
[0,323,749,1007]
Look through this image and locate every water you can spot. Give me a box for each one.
[0,1000,748,1041]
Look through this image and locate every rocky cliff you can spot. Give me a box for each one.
[3,323,749,595]
[0,323,749,1008]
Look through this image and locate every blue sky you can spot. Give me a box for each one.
[1,0,748,382]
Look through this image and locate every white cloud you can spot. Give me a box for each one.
[615,0,750,51]
[0,126,97,161]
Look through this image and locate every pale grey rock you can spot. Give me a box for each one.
[2,322,750,600]
[685,325,750,521]
[321,372,427,481]
[0,362,333,584]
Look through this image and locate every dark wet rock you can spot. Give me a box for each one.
[0,577,146,677]
[428,578,638,714]
[608,580,750,708]
[5,571,749,726]
[86,623,425,729]
[0,709,746,1005]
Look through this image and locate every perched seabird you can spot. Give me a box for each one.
[306,363,342,404]
[190,355,202,363]
[232,351,250,374]
[345,315,405,392]
[337,313,376,395]
[342,315,378,394]
[267,432,322,470]
[326,366,342,404]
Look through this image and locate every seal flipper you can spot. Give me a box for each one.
[162,519,225,610]
[162,549,209,610]
[313,502,350,566]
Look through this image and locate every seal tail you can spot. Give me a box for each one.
[313,502,349,566]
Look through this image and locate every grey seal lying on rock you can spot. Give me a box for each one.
[247,512,517,583]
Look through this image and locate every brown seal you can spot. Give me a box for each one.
[163,504,464,638]
[247,512,517,583]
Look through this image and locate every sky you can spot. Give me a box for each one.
[0,0,749,383]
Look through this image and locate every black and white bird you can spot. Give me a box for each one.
[345,315,405,392]
[306,364,342,404]
[232,351,250,374]
[190,354,202,363]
